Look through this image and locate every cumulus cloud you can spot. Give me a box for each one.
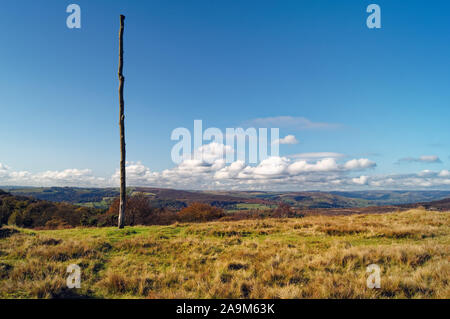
[287,158,339,174]
[288,152,345,159]
[398,155,442,164]
[2,144,450,190]
[194,142,234,163]
[214,160,246,180]
[0,164,105,187]
[352,176,369,185]
[365,172,450,189]
[111,161,158,186]
[344,159,377,170]
[273,135,299,145]
[115,157,448,190]
[245,157,288,177]
[106,143,377,190]
[0,142,377,190]
[34,169,106,186]
[439,170,450,177]
[245,116,340,130]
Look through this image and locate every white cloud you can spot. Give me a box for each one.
[194,142,234,163]
[246,116,340,130]
[2,146,450,190]
[34,169,106,186]
[419,155,442,163]
[356,170,450,189]
[289,152,345,159]
[273,135,299,145]
[344,158,377,170]
[438,170,450,177]
[0,147,377,190]
[398,155,442,164]
[214,160,245,179]
[112,161,158,186]
[117,159,450,190]
[252,156,290,177]
[418,170,435,177]
[0,164,105,187]
[287,158,339,174]
[352,176,369,185]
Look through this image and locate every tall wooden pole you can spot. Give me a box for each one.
[118,15,126,229]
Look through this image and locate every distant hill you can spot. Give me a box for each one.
[202,190,450,208]
[4,187,120,209]
[133,187,251,203]
[1,187,449,229]
[3,186,450,211]
[400,197,450,211]
[330,190,450,206]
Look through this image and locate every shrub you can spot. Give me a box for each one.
[104,194,177,226]
[177,202,224,222]
[0,210,5,228]
[44,218,71,230]
[272,202,297,218]
[0,190,104,229]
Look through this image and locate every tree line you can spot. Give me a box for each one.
[0,189,303,230]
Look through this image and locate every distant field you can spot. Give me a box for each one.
[74,197,117,209]
[0,209,448,299]
[226,203,274,212]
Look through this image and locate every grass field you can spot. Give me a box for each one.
[226,203,274,212]
[0,208,448,299]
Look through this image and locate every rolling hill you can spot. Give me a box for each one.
[3,187,450,211]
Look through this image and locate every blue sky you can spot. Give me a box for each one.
[1,0,449,190]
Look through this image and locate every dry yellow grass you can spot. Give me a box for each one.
[0,208,448,298]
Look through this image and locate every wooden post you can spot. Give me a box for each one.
[118,15,126,229]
